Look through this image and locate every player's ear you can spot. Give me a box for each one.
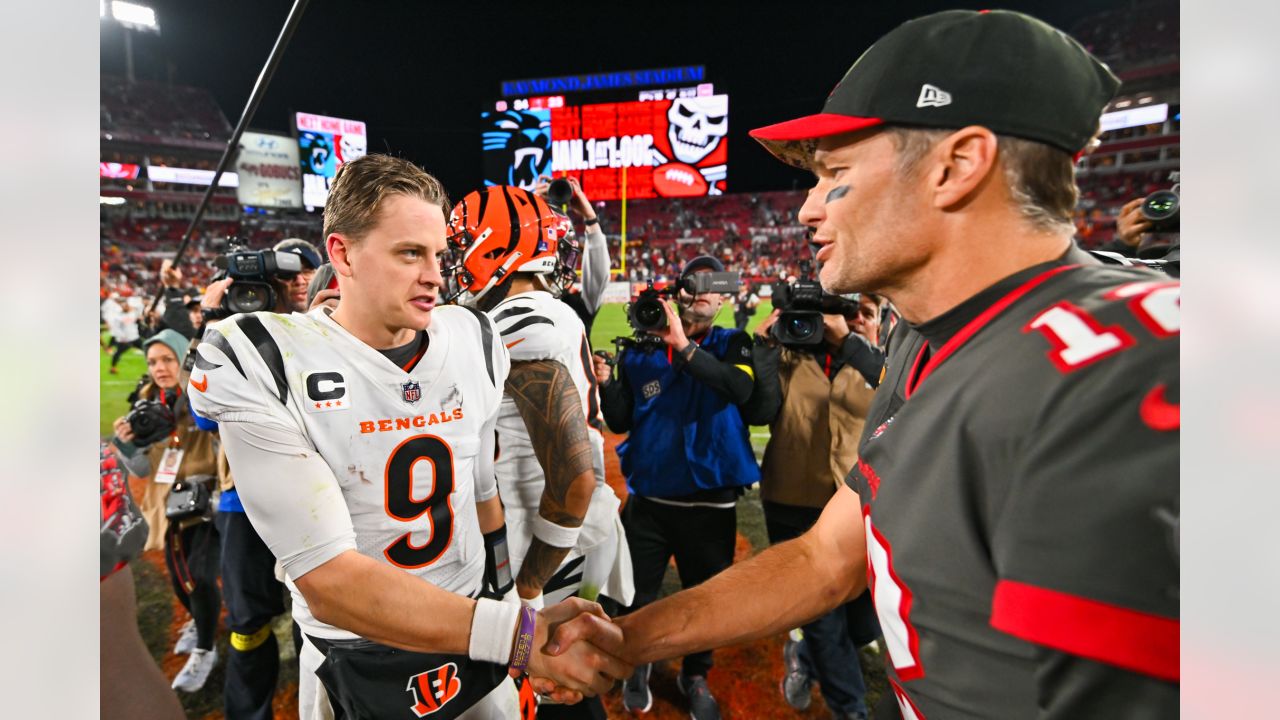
[929,125,999,211]
[328,233,354,278]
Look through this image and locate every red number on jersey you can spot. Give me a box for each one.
[864,508,925,681]
[383,435,455,569]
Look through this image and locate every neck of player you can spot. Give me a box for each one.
[331,303,421,350]
[882,221,1073,326]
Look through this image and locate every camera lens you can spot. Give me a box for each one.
[547,178,574,207]
[773,310,825,347]
[228,283,271,314]
[1141,190,1179,221]
[634,301,665,330]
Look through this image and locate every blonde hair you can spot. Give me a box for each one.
[322,154,450,241]
[885,126,1078,234]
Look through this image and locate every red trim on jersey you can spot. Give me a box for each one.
[858,458,881,500]
[1140,383,1180,431]
[400,333,430,372]
[990,579,1179,682]
[888,678,928,720]
[903,345,930,400]
[905,264,1079,398]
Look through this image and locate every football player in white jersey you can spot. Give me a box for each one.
[446,186,635,720]
[188,155,630,720]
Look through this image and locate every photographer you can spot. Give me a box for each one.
[196,236,321,720]
[592,255,759,720]
[110,329,222,694]
[535,175,610,334]
[752,293,886,720]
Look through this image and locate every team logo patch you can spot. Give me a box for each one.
[405,662,461,717]
[402,379,422,405]
[304,371,348,413]
[642,379,661,400]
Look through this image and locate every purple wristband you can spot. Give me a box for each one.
[507,602,537,678]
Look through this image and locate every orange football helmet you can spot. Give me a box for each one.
[444,185,574,303]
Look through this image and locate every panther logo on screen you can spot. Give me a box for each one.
[481,109,552,190]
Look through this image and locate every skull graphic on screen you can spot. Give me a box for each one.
[666,96,729,164]
[337,134,367,166]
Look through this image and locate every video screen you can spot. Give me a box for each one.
[481,94,728,200]
[295,112,367,208]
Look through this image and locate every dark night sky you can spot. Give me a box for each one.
[100,0,1123,195]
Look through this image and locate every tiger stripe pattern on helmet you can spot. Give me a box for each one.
[445,185,573,303]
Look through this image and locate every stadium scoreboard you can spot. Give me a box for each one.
[482,66,728,201]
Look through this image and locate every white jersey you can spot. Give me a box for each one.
[189,305,509,640]
[487,291,633,606]
[489,290,605,511]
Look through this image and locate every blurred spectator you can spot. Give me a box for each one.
[107,296,142,374]
[110,329,223,694]
[101,442,186,720]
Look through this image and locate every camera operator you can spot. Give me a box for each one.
[592,255,760,719]
[732,283,761,331]
[141,259,199,339]
[752,293,886,720]
[535,175,610,335]
[109,329,222,694]
[193,236,321,720]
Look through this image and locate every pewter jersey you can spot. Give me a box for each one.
[188,306,509,640]
[846,251,1179,719]
[489,290,606,512]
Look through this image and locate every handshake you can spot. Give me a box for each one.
[523,597,644,704]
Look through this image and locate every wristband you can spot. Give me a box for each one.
[508,602,537,678]
[583,216,600,226]
[468,598,520,665]
[530,513,582,549]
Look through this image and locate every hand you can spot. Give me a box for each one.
[565,177,594,219]
[1116,197,1153,247]
[756,308,781,339]
[160,260,182,289]
[591,352,613,386]
[112,416,135,444]
[648,300,689,350]
[527,598,632,702]
[822,313,851,348]
[309,287,340,312]
[201,278,235,312]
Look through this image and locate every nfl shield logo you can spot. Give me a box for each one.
[401,379,422,405]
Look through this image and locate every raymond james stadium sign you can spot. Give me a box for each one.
[501,66,706,98]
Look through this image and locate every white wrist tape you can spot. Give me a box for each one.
[530,514,582,549]
[468,598,520,665]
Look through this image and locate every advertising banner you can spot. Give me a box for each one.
[236,131,302,208]
[296,112,367,208]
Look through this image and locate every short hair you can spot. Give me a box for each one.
[322,154,450,242]
[884,126,1077,234]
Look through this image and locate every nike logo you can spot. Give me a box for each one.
[1140,383,1178,431]
[505,338,525,349]
[190,375,209,393]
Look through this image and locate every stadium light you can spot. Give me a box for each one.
[109,1,159,33]
[100,196,127,206]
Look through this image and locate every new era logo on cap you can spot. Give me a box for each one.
[916,84,952,108]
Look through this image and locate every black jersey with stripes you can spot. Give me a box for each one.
[845,248,1179,719]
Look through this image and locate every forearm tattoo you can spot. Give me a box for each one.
[505,360,596,593]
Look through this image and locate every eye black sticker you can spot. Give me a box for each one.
[826,185,851,203]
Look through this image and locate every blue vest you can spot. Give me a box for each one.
[616,326,761,497]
